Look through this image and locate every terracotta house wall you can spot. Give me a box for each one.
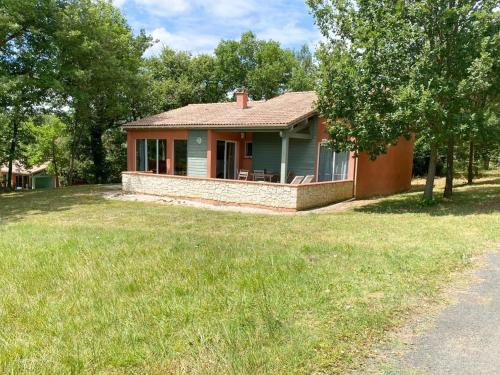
[207,130,252,178]
[355,136,414,198]
[127,129,188,175]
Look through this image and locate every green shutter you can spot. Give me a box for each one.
[33,175,52,189]
[187,130,208,177]
[288,118,317,177]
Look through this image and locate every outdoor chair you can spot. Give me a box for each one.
[253,169,266,181]
[301,175,315,184]
[290,176,304,185]
[237,169,249,180]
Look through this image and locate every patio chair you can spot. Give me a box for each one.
[301,175,315,184]
[290,176,304,185]
[253,169,266,181]
[237,169,249,180]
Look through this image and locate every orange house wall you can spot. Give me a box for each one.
[316,117,414,198]
[355,136,414,198]
[127,129,188,175]
[207,130,252,178]
[127,129,252,178]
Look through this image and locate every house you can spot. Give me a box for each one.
[122,90,414,211]
[0,161,55,191]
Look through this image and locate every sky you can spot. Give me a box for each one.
[112,0,322,56]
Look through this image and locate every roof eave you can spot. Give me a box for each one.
[121,110,319,131]
[122,123,292,131]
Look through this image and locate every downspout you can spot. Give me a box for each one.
[352,155,358,199]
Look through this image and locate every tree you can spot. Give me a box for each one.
[55,0,151,183]
[308,0,499,200]
[142,48,225,114]
[26,115,68,187]
[214,31,300,100]
[0,0,64,190]
[289,45,316,91]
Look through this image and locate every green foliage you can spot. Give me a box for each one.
[102,127,127,183]
[308,0,499,197]
[25,115,68,185]
[1,1,316,186]
[413,137,446,177]
[0,0,65,188]
[289,45,317,91]
[215,31,307,100]
[55,0,151,183]
[141,48,225,114]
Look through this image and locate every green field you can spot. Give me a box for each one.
[1,174,499,374]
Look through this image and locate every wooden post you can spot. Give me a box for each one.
[280,131,289,183]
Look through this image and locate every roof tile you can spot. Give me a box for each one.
[122,91,318,129]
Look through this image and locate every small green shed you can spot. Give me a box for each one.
[32,174,53,189]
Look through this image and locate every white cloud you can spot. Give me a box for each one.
[201,0,257,18]
[259,23,322,49]
[134,0,191,17]
[112,0,127,7]
[146,27,220,56]
[123,0,321,56]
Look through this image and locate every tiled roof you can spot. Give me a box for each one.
[0,160,49,175]
[122,91,318,129]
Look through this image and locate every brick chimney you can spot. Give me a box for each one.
[235,88,249,109]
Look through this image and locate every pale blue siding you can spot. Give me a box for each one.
[187,130,208,177]
[288,117,317,177]
[252,117,318,178]
[252,132,282,173]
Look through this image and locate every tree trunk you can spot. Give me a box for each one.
[482,149,490,170]
[443,135,454,199]
[467,140,474,185]
[52,143,59,188]
[6,119,19,192]
[90,125,105,184]
[423,143,438,200]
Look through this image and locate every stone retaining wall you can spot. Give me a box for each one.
[122,172,354,211]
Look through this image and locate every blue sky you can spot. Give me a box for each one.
[112,0,321,56]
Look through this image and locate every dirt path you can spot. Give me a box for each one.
[384,252,500,374]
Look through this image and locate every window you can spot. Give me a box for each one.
[174,139,187,175]
[244,141,253,158]
[136,139,167,174]
[318,145,349,182]
[136,139,146,171]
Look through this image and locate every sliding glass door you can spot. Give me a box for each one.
[136,139,167,174]
[174,140,187,175]
[318,145,349,182]
[216,140,237,179]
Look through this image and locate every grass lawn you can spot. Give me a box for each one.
[0,173,499,374]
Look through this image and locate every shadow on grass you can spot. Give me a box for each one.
[355,183,500,217]
[0,185,114,225]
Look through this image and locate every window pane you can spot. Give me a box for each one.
[318,145,334,182]
[226,142,236,179]
[216,140,225,178]
[333,151,349,180]
[147,139,157,173]
[136,139,146,171]
[174,140,187,175]
[158,140,167,174]
[245,142,253,157]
